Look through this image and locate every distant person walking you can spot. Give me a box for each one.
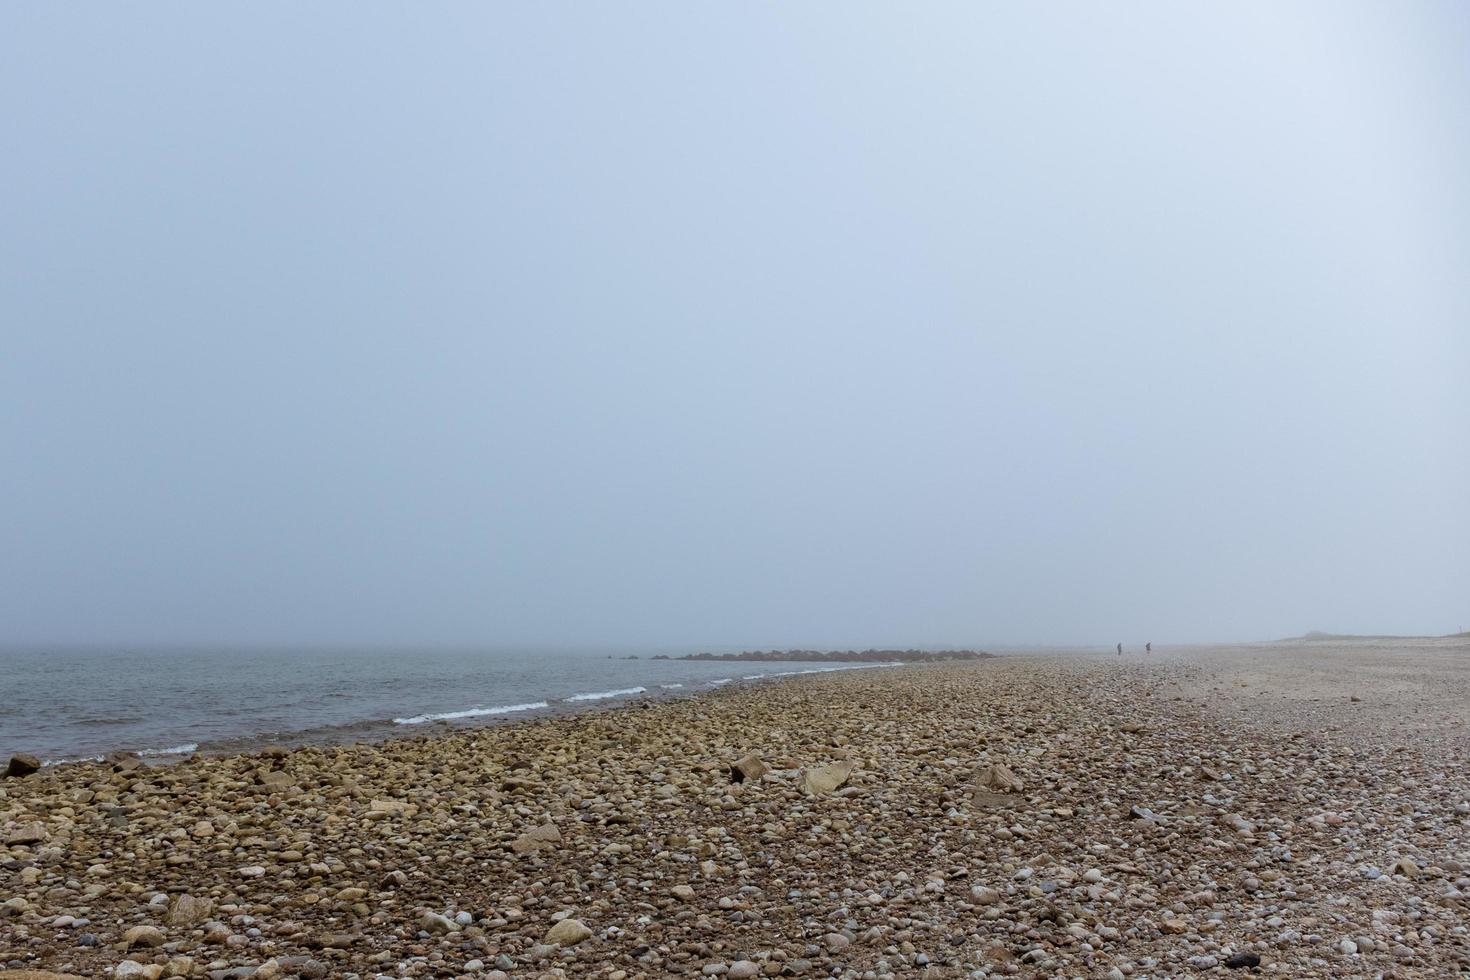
[1146,642,1151,653]
[1116,642,1122,656]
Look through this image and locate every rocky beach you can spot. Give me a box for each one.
[3,639,1468,979]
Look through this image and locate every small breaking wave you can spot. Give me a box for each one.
[138,743,199,757]
[709,678,732,685]
[42,742,197,766]
[394,702,548,725]
[659,683,684,689]
[564,686,646,702]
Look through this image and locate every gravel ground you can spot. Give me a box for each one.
[1128,637,1470,761]
[2,642,1467,979]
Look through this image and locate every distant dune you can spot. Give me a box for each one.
[1291,630,1468,641]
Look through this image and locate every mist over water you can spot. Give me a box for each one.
[1,4,1467,654]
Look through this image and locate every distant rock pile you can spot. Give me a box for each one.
[664,647,993,663]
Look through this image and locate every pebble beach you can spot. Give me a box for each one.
[3,640,1468,979]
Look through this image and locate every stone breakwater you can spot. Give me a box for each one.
[1,658,1467,979]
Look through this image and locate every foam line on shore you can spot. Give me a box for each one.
[393,702,549,725]
[769,662,903,677]
[564,686,647,702]
[42,742,199,766]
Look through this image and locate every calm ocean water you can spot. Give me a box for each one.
[0,648,893,763]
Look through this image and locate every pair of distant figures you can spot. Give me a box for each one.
[1117,642,1151,655]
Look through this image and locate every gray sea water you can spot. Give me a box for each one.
[0,648,894,763]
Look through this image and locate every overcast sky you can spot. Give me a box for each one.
[2,3,1467,649]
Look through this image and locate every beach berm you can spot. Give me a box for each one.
[2,651,1467,977]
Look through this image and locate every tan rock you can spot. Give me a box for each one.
[421,911,459,934]
[730,752,770,782]
[800,760,853,795]
[5,822,47,846]
[544,917,593,946]
[107,750,143,772]
[167,892,214,926]
[511,821,562,854]
[123,924,166,948]
[974,763,1024,794]
[367,798,417,818]
[163,956,194,978]
[1222,813,1256,835]
[114,964,164,980]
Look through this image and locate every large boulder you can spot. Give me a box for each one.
[123,924,166,949]
[106,750,143,772]
[113,965,163,980]
[544,917,593,946]
[4,753,41,778]
[366,798,417,819]
[510,822,561,854]
[167,893,214,926]
[258,770,295,789]
[974,763,1024,794]
[729,753,770,783]
[800,760,853,795]
[5,822,48,846]
[420,911,460,934]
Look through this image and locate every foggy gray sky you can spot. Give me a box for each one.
[3,3,1467,649]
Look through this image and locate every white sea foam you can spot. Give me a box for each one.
[743,674,765,680]
[393,701,548,725]
[772,662,902,677]
[659,683,684,689]
[564,686,647,702]
[44,742,200,766]
[710,678,732,685]
[138,743,199,757]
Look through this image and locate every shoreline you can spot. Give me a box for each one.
[26,661,921,771]
[3,648,1467,978]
